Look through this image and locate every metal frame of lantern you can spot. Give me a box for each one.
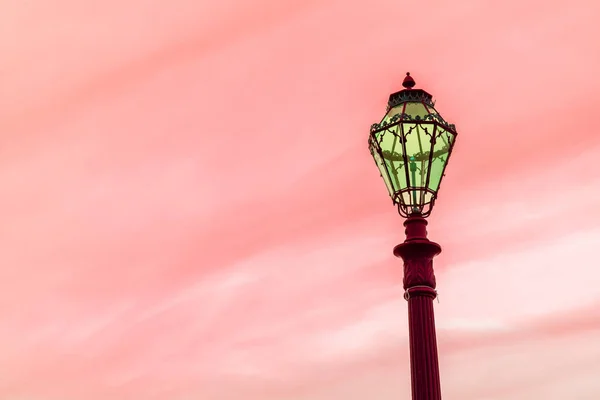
[368,74,458,218]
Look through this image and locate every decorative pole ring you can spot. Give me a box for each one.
[404,285,438,301]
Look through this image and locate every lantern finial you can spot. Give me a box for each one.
[402,72,415,89]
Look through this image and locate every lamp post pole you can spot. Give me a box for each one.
[394,215,442,400]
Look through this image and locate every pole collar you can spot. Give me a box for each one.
[404,285,438,301]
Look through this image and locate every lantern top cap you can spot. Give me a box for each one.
[402,72,415,89]
[387,72,433,109]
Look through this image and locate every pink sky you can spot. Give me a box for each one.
[1,0,600,398]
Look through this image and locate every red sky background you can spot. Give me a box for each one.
[1,0,600,399]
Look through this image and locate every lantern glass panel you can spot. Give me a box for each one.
[428,127,454,192]
[403,122,434,206]
[373,125,409,196]
[403,102,430,119]
[371,146,394,197]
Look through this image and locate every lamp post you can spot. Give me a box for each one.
[368,73,458,400]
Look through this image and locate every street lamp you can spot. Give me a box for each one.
[368,72,458,400]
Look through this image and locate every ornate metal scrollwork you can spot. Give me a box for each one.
[387,89,435,109]
[369,112,456,134]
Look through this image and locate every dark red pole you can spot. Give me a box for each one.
[393,215,442,400]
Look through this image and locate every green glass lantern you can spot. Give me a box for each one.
[368,73,458,217]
